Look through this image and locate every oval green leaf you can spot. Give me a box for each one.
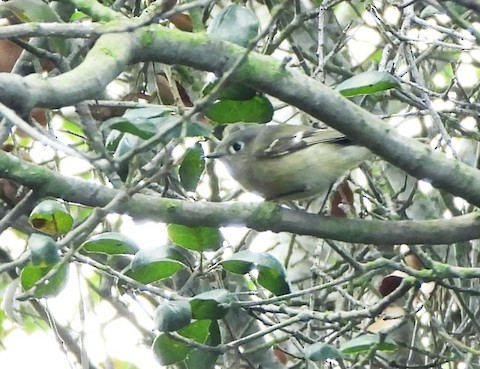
[185,320,220,369]
[207,4,259,47]
[179,143,205,192]
[0,0,62,22]
[127,246,191,284]
[304,342,343,361]
[167,224,223,251]
[105,129,123,153]
[203,81,257,101]
[29,200,74,235]
[336,71,400,97]
[104,108,211,141]
[82,232,139,255]
[152,320,211,366]
[154,300,192,332]
[28,233,59,267]
[190,289,233,320]
[339,334,397,355]
[221,251,291,296]
[20,263,69,298]
[206,95,274,124]
[103,107,177,140]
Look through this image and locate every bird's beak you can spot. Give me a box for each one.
[203,152,223,159]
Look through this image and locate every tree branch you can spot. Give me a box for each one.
[1,150,479,245]
[0,24,480,207]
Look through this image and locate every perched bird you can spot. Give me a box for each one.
[206,124,372,200]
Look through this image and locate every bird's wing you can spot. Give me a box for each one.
[259,129,351,158]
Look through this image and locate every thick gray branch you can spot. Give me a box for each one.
[1,150,479,245]
[0,25,479,207]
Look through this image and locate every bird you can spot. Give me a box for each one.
[205,123,372,201]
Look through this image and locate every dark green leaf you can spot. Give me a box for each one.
[304,342,343,361]
[257,264,291,296]
[190,289,233,320]
[154,300,192,332]
[123,107,174,120]
[20,263,69,298]
[222,251,290,295]
[152,333,192,365]
[167,224,223,251]
[29,200,74,235]
[82,232,139,255]
[103,116,173,140]
[185,320,220,369]
[28,234,59,267]
[177,121,212,138]
[105,129,124,153]
[340,334,397,355]
[203,81,257,101]
[336,71,400,97]
[207,4,259,47]
[179,143,205,192]
[206,95,273,124]
[152,320,211,365]
[107,118,159,140]
[105,109,211,141]
[103,107,177,140]
[127,246,191,284]
[112,133,138,180]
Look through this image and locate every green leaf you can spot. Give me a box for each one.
[20,263,69,298]
[112,133,138,181]
[420,5,440,18]
[70,10,89,22]
[335,71,400,97]
[304,342,343,361]
[154,300,192,332]
[339,334,397,355]
[29,200,74,235]
[152,320,211,366]
[185,321,220,369]
[206,95,274,124]
[221,251,290,295]
[105,129,123,153]
[82,232,139,255]
[0,0,66,54]
[104,108,212,141]
[107,117,159,140]
[190,289,233,320]
[61,117,85,137]
[28,234,59,267]
[127,246,191,284]
[207,4,259,47]
[203,81,256,101]
[167,224,223,251]
[123,107,174,120]
[0,0,62,22]
[179,143,205,192]
[103,107,178,140]
[103,113,176,141]
[113,132,139,158]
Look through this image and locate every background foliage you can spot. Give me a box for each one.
[1,0,480,368]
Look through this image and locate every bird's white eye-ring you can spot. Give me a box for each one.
[229,141,244,154]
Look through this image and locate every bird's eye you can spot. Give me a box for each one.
[229,141,244,154]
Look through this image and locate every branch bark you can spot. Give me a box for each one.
[1,150,479,245]
[0,24,479,207]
